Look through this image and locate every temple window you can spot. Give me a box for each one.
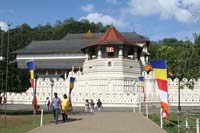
[108,61,112,67]
[107,46,114,58]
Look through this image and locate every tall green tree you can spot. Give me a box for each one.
[149,37,200,81]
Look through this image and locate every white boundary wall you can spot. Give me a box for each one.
[5,71,200,107]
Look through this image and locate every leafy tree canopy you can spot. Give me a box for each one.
[149,37,200,80]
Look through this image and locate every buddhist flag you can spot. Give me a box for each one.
[30,79,35,88]
[26,60,35,88]
[69,77,75,93]
[139,76,145,102]
[26,60,34,70]
[150,60,168,119]
[29,70,34,79]
[29,70,35,88]
[26,60,38,113]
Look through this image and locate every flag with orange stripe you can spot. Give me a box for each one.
[26,60,38,113]
[150,60,168,119]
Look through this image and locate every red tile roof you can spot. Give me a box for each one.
[81,26,142,49]
[94,26,127,45]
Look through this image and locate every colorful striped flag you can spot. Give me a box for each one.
[69,77,75,93]
[150,60,168,119]
[69,77,75,108]
[30,79,35,88]
[26,60,38,113]
[139,76,145,102]
[26,60,35,88]
[26,61,34,70]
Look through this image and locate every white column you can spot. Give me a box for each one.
[134,51,137,60]
[197,118,199,133]
[160,108,163,128]
[40,109,43,127]
[98,49,101,59]
[119,49,123,58]
[85,53,89,61]
[64,71,67,79]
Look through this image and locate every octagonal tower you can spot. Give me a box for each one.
[81,26,145,80]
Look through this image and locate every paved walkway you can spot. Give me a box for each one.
[28,112,166,133]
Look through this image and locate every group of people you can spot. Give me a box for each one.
[46,93,103,124]
[47,93,71,124]
[85,99,102,112]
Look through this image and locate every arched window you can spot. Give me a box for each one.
[107,47,114,58]
[108,61,112,67]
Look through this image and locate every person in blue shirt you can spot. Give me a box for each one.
[51,92,61,124]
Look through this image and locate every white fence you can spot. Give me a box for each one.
[6,71,200,107]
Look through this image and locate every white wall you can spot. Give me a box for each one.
[5,70,200,107]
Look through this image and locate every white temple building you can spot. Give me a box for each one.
[6,27,200,108]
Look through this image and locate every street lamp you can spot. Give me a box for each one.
[51,79,54,100]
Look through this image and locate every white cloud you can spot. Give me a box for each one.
[0,21,8,31]
[106,0,119,4]
[79,12,127,27]
[124,0,200,23]
[81,4,94,12]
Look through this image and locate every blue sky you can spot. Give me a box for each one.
[0,0,200,41]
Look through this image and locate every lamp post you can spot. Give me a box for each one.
[4,23,10,128]
[51,79,54,100]
[175,70,181,113]
[178,79,181,112]
[1,27,4,104]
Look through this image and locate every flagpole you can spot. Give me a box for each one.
[178,79,181,112]
[0,27,4,112]
[160,108,163,128]
[4,23,10,128]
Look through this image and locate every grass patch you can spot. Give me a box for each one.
[0,110,53,133]
[149,112,200,133]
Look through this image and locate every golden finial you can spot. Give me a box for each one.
[84,29,94,38]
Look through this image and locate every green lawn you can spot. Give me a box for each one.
[0,110,53,133]
[149,112,200,133]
